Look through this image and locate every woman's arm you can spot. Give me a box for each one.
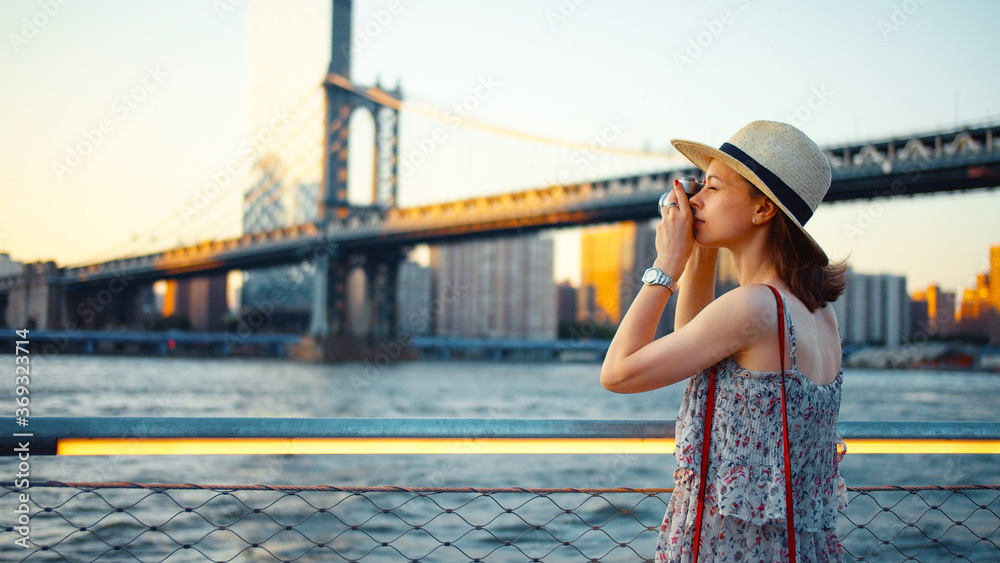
[602,179,716,393]
[602,280,676,380]
[601,284,776,393]
[674,246,718,330]
[601,181,694,385]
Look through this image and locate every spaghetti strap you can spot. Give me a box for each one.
[779,292,798,372]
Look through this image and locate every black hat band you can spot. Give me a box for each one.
[719,142,813,225]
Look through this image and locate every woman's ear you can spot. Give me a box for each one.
[754,197,780,225]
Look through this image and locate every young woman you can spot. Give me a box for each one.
[601,121,848,562]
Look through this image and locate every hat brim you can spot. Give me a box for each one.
[670,138,825,257]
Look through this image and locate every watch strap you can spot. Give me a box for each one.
[643,267,678,293]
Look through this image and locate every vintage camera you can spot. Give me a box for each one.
[657,176,704,211]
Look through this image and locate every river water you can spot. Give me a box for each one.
[2,355,999,562]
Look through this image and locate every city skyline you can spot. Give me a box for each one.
[1,1,999,296]
[3,236,996,344]
[550,233,999,301]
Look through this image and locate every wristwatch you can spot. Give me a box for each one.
[642,267,678,293]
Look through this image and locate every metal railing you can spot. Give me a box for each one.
[2,418,998,562]
[4,418,1000,456]
[2,482,998,562]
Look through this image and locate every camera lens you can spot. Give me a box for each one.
[659,176,705,211]
[657,192,671,211]
[678,176,704,195]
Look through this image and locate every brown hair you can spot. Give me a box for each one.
[765,208,847,312]
[748,187,846,311]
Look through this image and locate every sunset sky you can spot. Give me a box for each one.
[2,0,998,294]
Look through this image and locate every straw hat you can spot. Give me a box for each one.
[671,120,831,254]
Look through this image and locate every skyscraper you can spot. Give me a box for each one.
[834,270,910,346]
[241,1,331,322]
[579,222,647,326]
[912,285,957,338]
[992,246,1000,309]
[557,282,578,329]
[956,273,992,340]
[246,0,328,209]
[395,261,434,337]
[578,221,673,336]
[0,253,23,277]
[883,275,909,347]
[990,245,1000,345]
[430,235,556,339]
[242,157,287,233]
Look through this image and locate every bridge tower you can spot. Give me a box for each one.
[304,0,407,357]
[4,262,62,330]
[319,0,401,220]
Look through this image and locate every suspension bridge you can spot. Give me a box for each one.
[1,0,999,358]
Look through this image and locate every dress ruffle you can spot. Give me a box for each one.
[656,475,845,563]
[717,459,845,532]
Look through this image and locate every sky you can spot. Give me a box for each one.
[1,0,999,296]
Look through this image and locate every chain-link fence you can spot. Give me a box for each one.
[2,482,998,562]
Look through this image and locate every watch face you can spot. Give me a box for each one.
[642,269,657,283]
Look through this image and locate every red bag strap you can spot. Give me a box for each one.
[768,285,797,563]
[691,365,716,563]
[692,287,796,562]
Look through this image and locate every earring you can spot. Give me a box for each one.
[752,217,757,226]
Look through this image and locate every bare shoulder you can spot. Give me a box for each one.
[709,283,783,321]
[693,284,784,342]
[712,283,777,307]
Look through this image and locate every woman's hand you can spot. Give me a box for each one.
[653,180,695,279]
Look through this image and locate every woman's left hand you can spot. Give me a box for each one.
[653,180,695,278]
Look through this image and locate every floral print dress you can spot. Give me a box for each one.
[655,293,848,562]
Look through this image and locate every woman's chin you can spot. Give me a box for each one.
[693,230,712,247]
[694,226,732,249]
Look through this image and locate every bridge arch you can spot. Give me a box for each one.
[346,106,376,207]
[320,78,401,221]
